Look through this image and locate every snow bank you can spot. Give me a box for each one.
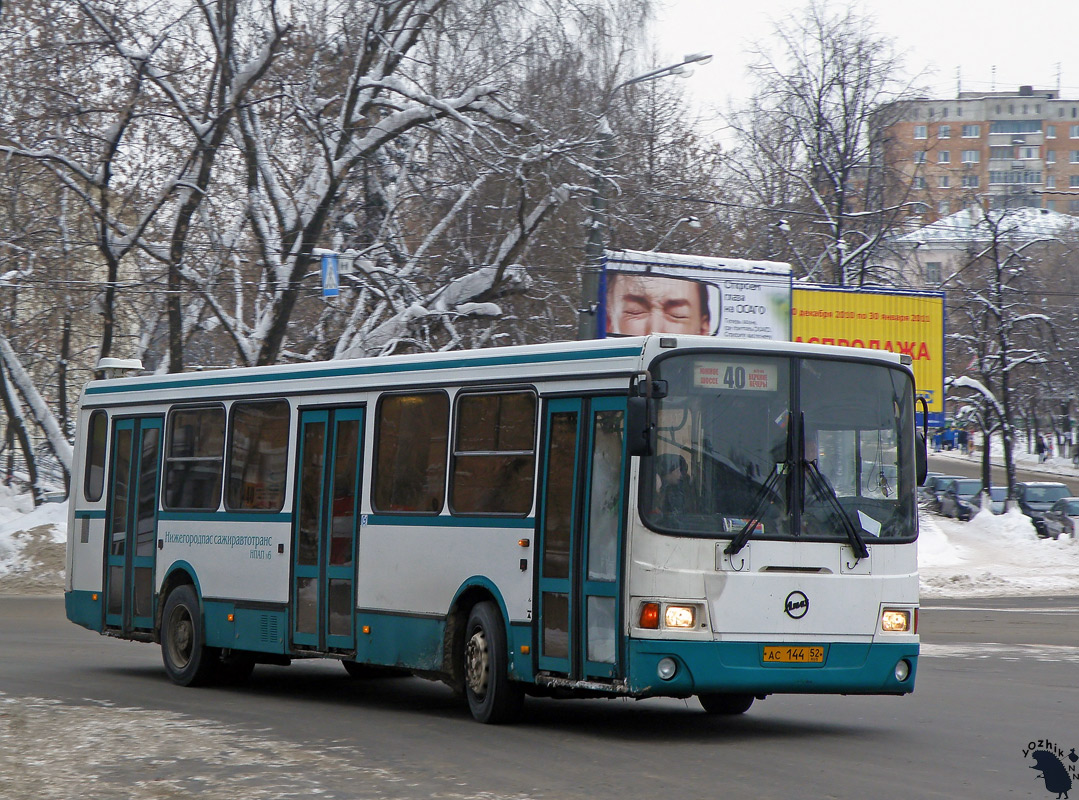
[0,486,67,594]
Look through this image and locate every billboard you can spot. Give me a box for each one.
[600,249,792,341]
[791,286,946,424]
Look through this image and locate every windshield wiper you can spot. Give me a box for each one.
[803,458,869,560]
[724,461,788,556]
[726,412,792,556]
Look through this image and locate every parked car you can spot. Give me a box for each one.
[926,474,963,512]
[983,486,1008,515]
[939,479,983,521]
[1041,497,1079,539]
[1015,481,1072,537]
[918,471,944,504]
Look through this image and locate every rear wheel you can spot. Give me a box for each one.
[161,584,218,686]
[697,692,755,715]
[463,601,523,724]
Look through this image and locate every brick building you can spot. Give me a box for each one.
[877,86,1079,222]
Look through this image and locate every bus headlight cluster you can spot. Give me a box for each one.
[881,608,914,633]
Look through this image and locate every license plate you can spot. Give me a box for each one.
[763,645,825,664]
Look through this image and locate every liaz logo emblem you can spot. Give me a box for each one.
[784,591,809,619]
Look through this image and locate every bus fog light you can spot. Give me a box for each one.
[894,659,911,682]
[881,609,911,632]
[657,657,678,681]
[664,605,696,628]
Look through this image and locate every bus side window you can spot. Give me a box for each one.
[84,410,108,502]
[164,406,225,511]
[373,392,449,514]
[225,400,290,512]
[451,391,537,515]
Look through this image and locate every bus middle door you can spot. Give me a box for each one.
[536,397,628,682]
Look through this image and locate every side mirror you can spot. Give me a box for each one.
[915,396,929,485]
[626,371,659,457]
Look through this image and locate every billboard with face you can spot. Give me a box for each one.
[599,250,792,341]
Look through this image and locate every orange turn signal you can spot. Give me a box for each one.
[639,602,660,629]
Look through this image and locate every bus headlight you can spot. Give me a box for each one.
[664,605,696,628]
[881,608,912,633]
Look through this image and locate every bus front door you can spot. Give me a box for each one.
[292,408,364,653]
[103,416,163,634]
[537,397,628,681]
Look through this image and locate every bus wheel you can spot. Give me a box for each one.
[161,584,218,687]
[698,693,754,715]
[463,602,523,724]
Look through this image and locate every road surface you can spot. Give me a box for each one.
[2,595,1076,799]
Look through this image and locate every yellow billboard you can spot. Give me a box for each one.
[791,286,945,422]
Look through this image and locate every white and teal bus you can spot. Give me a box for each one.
[65,336,925,723]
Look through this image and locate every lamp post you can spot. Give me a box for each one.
[577,52,713,341]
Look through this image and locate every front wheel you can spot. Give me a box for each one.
[698,692,755,715]
[161,584,219,686]
[463,601,523,724]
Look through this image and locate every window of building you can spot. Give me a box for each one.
[165,406,225,510]
[988,171,1042,185]
[961,150,980,163]
[1071,151,1079,163]
[912,176,926,189]
[961,175,980,188]
[1047,150,1056,164]
[925,262,942,284]
[937,201,950,215]
[914,125,928,139]
[938,151,951,163]
[450,391,537,515]
[84,410,108,502]
[374,392,449,514]
[957,106,963,117]
[225,400,290,511]
[1019,146,1039,160]
[1070,200,1079,213]
[913,150,927,164]
[1047,175,1057,189]
[1070,175,1079,188]
[1047,200,1057,211]
[989,120,1042,134]
[938,175,951,188]
[962,124,981,137]
[1072,124,1079,137]
[989,146,1014,160]
[938,125,951,139]
[1047,125,1057,138]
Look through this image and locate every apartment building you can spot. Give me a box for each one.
[879,86,1079,221]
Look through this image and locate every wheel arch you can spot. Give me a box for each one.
[443,577,511,691]
[155,560,203,640]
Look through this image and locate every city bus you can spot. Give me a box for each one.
[65,336,925,723]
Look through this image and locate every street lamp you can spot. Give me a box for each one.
[578,52,713,341]
[649,216,702,251]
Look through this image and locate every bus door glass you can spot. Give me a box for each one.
[104,416,162,633]
[537,397,627,680]
[292,407,364,652]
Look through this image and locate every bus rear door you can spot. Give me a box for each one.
[292,407,364,653]
[104,416,163,635]
[536,397,628,682]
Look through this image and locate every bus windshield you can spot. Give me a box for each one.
[641,352,917,542]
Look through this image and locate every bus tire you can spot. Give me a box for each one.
[161,584,218,687]
[697,692,754,715]
[463,601,523,724]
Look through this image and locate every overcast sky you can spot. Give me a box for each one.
[656,0,1079,121]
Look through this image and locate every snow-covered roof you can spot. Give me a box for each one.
[605,249,792,275]
[894,207,1079,246]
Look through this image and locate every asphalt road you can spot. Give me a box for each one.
[3,595,1077,799]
